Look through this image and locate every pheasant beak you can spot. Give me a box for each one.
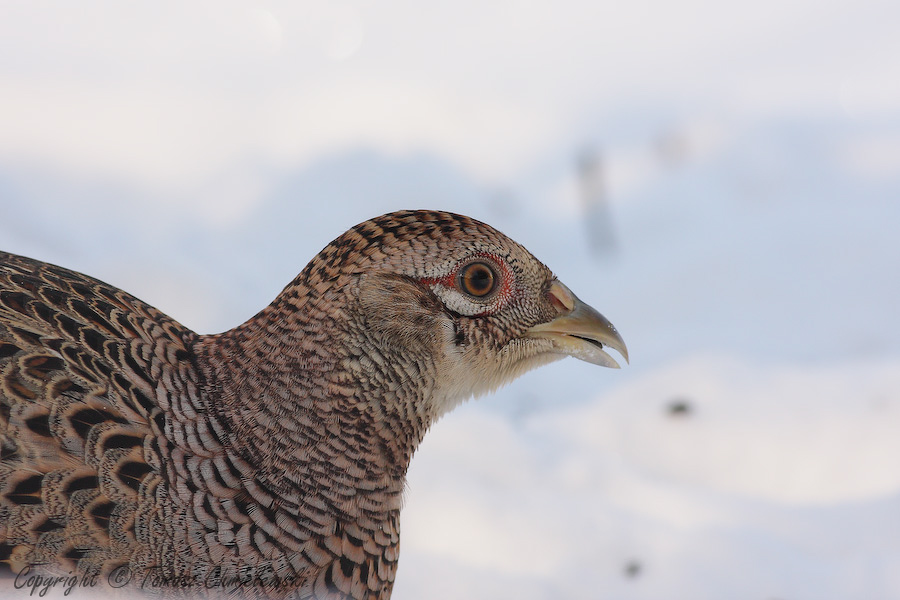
[526,280,629,369]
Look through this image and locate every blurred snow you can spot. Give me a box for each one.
[1,1,900,599]
[402,355,900,600]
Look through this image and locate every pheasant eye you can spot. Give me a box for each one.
[458,262,496,298]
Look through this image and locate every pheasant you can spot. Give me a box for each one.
[0,210,627,599]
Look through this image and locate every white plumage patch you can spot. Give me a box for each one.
[429,286,492,317]
[429,332,566,419]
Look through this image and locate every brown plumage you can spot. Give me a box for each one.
[0,210,626,599]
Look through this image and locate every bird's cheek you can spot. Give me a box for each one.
[357,274,446,351]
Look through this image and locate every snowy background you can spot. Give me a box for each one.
[2,1,900,599]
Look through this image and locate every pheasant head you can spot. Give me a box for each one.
[338,210,628,416]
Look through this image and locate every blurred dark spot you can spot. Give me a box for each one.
[667,398,693,418]
[624,559,642,579]
[510,393,541,427]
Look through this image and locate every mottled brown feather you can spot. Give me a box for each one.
[0,210,600,599]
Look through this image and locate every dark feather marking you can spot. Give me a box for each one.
[65,476,100,494]
[30,301,54,325]
[0,291,29,316]
[117,461,153,492]
[6,375,37,400]
[7,474,44,505]
[34,518,65,534]
[23,355,65,381]
[115,374,156,414]
[0,543,15,568]
[0,440,17,461]
[9,326,42,348]
[54,313,83,342]
[63,547,89,561]
[69,283,94,301]
[24,413,52,437]
[325,562,340,593]
[8,274,38,294]
[39,287,67,308]
[89,501,115,529]
[340,556,355,578]
[123,352,150,384]
[453,323,465,346]
[82,328,107,356]
[68,408,127,440]
[114,312,140,338]
[151,411,166,434]
[102,434,144,451]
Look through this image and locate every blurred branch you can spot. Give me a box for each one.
[577,147,617,257]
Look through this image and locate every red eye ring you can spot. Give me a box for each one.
[457,262,496,298]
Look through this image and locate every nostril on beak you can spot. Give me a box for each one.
[547,280,576,316]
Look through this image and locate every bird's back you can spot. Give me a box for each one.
[0,251,196,578]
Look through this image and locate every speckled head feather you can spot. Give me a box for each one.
[0,210,626,599]
[289,211,565,409]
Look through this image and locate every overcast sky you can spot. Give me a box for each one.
[1,0,898,226]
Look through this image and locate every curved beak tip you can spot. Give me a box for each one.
[608,327,629,365]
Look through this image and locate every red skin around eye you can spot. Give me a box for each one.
[417,252,516,316]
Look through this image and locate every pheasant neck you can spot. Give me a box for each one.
[192,300,436,522]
